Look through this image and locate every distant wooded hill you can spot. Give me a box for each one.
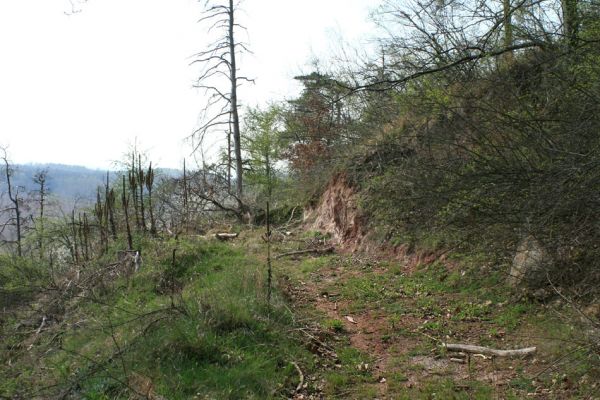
[8,164,179,208]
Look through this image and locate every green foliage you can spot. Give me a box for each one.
[242,104,290,207]
[1,238,311,399]
[0,255,48,291]
[323,318,345,332]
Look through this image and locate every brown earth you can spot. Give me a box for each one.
[281,175,586,399]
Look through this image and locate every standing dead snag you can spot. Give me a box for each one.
[33,169,48,260]
[70,209,79,264]
[122,176,133,251]
[128,154,140,232]
[138,154,147,233]
[107,185,117,240]
[192,0,253,201]
[94,188,107,254]
[1,148,23,257]
[182,158,189,230]
[145,162,156,235]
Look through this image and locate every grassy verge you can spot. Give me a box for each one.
[0,237,311,399]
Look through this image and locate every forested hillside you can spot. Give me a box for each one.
[2,0,600,399]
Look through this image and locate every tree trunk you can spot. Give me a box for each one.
[71,210,79,264]
[503,0,514,62]
[228,0,243,199]
[35,171,47,260]
[148,188,156,235]
[138,155,147,233]
[122,176,133,251]
[561,0,579,46]
[183,158,189,230]
[3,158,22,257]
[108,189,117,240]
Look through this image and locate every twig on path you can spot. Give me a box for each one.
[291,362,304,393]
[275,247,334,260]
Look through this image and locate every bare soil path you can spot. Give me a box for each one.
[276,251,583,399]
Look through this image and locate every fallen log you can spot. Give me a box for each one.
[215,233,239,241]
[275,246,335,260]
[444,343,537,358]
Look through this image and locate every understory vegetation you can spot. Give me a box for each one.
[1,237,312,399]
[2,0,600,398]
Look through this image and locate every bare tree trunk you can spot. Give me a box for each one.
[95,188,107,254]
[34,170,47,260]
[2,155,22,257]
[138,155,147,233]
[228,0,243,199]
[145,162,156,235]
[129,154,140,231]
[39,178,45,258]
[71,210,79,264]
[561,0,579,46]
[227,116,232,191]
[183,159,189,230]
[122,176,133,251]
[108,188,117,240]
[503,0,514,63]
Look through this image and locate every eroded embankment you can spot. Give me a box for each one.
[278,174,593,399]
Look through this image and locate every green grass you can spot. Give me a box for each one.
[323,318,345,332]
[395,379,494,400]
[1,237,312,400]
[323,347,373,397]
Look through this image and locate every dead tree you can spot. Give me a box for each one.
[106,172,117,240]
[192,0,252,202]
[1,148,23,257]
[33,169,48,260]
[145,162,156,235]
[122,175,133,251]
[138,154,147,233]
[94,188,107,254]
[128,154,140,231]
[70,209,79,264]
[182,159,189,230]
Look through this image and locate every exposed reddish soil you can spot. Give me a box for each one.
[283,175,588,398]
[286,257,579,399]
[304,173,367,253]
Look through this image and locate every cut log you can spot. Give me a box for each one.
[275,246,335,260]
[215,233,239,241]
[444,343,536,358]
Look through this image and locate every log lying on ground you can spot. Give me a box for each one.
[215,233,239,241]
[275,246,335,260]
[444,343,537,358]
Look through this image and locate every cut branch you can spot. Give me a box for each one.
[275,247,335,260]
[444,343,537,358]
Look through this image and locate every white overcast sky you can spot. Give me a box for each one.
[0,0,379,170]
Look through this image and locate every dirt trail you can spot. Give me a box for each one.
[278,175,585,398]
[282,252,575,399]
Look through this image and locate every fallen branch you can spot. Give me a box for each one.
[444,343,537,358]
[291,362,304,394]
[275,246,334,260]
[215,232,238,241]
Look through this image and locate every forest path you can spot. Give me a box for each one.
[272,247,576,399]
